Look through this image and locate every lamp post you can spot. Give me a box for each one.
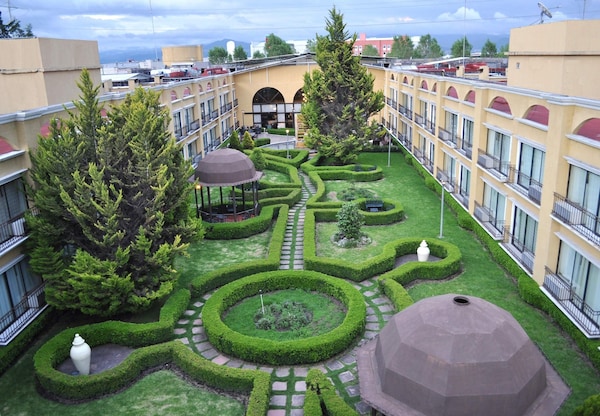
[439,181,445,238]
[194,183,201,218]
[387,135,392,167]
[286,129,290,159]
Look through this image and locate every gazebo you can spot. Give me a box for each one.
[357,294,569,416]
[194,148,263,222]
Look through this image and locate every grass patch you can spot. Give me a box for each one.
[222,289,346,341]
[175,226,273,289]
[261,169,290,183]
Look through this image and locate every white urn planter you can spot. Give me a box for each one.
[70,333,91,375]
[417,240,430,262]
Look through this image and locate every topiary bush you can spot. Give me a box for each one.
[249,148,267,171]
[335,201,365,242]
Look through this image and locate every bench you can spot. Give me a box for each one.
[365,200,384,212]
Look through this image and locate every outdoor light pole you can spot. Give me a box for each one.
[439,181,445,238]
[194,184,201,218]
[387,135,392,167]
[286,129,290,159]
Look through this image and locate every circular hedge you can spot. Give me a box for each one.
[202,270,366,365]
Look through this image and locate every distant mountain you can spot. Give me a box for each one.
[99,40,252,64]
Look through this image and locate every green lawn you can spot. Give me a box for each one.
[1,151,598,415]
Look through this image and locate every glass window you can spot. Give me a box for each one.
[518,143,545,187]
[513,207,538,253]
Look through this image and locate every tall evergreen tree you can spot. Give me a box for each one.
[451,36,472,58]
[388,35,414,59]
[0,12,33,38]
[233,45,248,61]
[27,70,200,316]
[302,7,384,164]
[481,39,498,57]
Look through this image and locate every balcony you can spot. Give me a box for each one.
[412,147,424,163]
[473,201,504,239]
[398,104,412,120]
[0,283,47,345]
[438,127,458,147]
[423,156,434,173]
[436,170,455,193]
[501,228,535,273]
[414,112,424,126]
[552,193,600,247]
[0,215,28,254]
[210,110,219,121]
[509,167,543,204]
[456,137,473,159]
[174,119,200,141]
[233,98,238,108]
[543,268,600,337]
[477,149,510,180]
[424,119,435,135]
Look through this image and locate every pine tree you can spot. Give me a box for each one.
[249,148,267,171]
[302,7,384,165]
[242,131,255,150]
[27,70,200,316]
[228,130,242,150]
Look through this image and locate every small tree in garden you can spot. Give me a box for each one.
[249,148,267,171]
[334,202,366,247]
[228,130,242,150]
[242,131,255,149]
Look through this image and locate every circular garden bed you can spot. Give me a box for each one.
[202,270,366,365]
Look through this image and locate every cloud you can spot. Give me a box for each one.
[437,7,482,22]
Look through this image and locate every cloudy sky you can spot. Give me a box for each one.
[2,0,598,52]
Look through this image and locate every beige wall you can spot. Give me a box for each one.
[507,20,600,99]
[162,45,204,66]
[0,38,101,114]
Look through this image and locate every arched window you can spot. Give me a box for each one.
[446,86,458,99]
[465,90,476,104]
[432,83,437,93]
[183,87,192,97]
[207,82,212,91]
[198,85,203,93]
[0,138,15,154]
[170,91,178,101]
[421,80,428,90]
[490,96,512,115]
[403,76,409,84]
[523,105,549,125]
[575,118,600,142]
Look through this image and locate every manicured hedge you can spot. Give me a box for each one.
[304,368,359,416]
[190,204,288,296]
[304,212,461,284]
[203,204,282,240]
[201,270,366,365]
[34,289,191,398]
[259,159,302,188]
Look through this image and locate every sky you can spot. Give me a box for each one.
[1,0,598,53]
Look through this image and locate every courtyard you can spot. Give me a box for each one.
[0,151,599,415]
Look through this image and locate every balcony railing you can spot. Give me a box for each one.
[424,119,435,135]
[436,170,456,193]
[543,268,600,337]
[423,156,434,173]
[414,112,424,126]
[233,98,238,108]
[477,149,510,180]
[174,119,200,141]
[202,114,211,126]
[456,137,473,159]
[0,283,47,344]
[0,214,27,253]
[502,228,535,273]
[552,193,600,247]
[509,167,543,204]
[413,147,424,163]
[473,201,504,238]
[398,104,413,120]
[210,110,219,120]
[438,127,458,147]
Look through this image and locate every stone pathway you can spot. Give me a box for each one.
[174,170,396,415]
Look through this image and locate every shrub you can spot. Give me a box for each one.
[336,202,364,240]
[249,148,267,171]
[228,130,242,150]
[242,131,255,149]
[304,369,359,416]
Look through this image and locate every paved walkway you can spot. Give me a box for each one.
[174,168,396,415]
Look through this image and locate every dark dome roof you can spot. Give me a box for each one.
[357,294,569,416]
[195,148,262,187]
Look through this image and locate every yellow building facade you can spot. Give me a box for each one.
[0,20,599,343]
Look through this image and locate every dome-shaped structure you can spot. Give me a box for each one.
[193,148,263,222]
[357,294,569,416]
[195,148,262,187]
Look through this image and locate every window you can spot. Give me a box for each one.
[445,112,459,139]
[459,165,471,200]
[483,183,506,231]
[184,107,194,130]
[517,143,545,189]
[0,260,41,333]
[513,207,538,253]
[0,178,28,243]
[487,129,511,175]
[462,118,474,154]
[557,243,600,320]
[567,165,600,235]
[442,153,456,184]
[173,111,182,138]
